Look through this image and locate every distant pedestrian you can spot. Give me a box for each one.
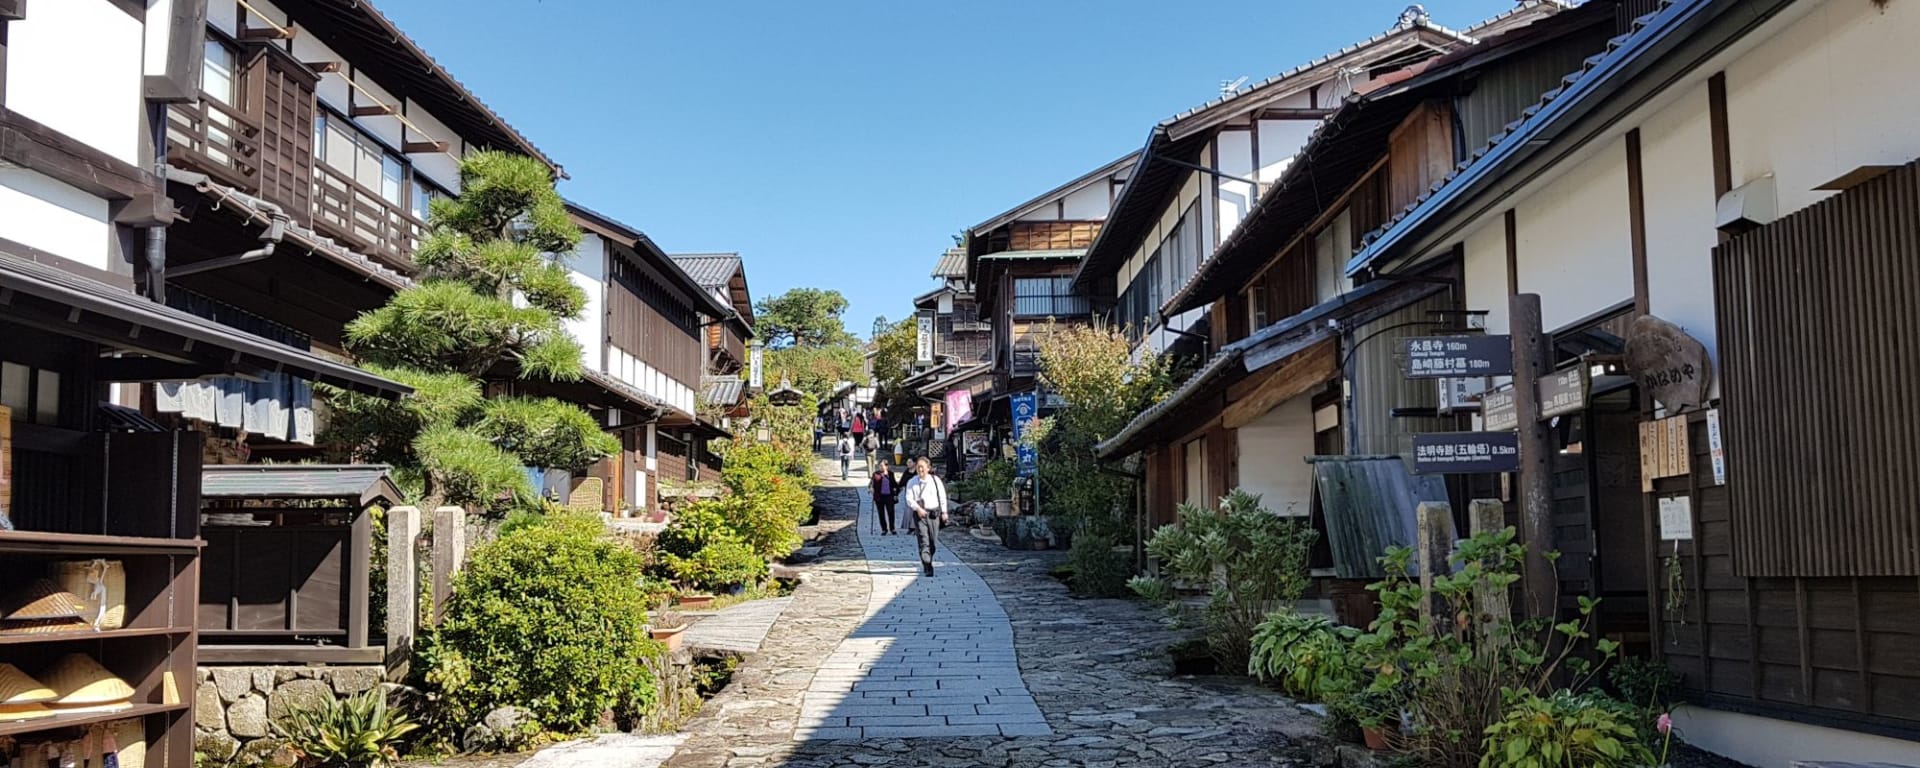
[838,434,855,481]
[851,412,867,443]
[862,431,880,475]
[903,456,949,577]
[869,458,899,535]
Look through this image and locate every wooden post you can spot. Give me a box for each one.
[384,506,420,681]
[348,508,372,649]
[1417,501,1452,631]
[430,506,466,627]
[1510,294,1557,619]
[1469,499,1512,641]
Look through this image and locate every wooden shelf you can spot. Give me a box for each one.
[0,530,202,556]
[0,702,188,737]
[0,626,191,646]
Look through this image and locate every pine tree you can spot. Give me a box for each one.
[324,151,618,513]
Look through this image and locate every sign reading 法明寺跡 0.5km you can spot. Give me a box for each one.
[1404,335,1513,378]
[1412,432,1520,474]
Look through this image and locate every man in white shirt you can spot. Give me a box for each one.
[902,456,949,577]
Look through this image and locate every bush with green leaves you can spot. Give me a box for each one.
[953,458,1014,504]
[1350,527,1618,767]
[1067,531,1135,598]
[655,501,768,591]
[424,512,661,736]
[1479,690,1654,768]
[1247,610,1363,702]
[1130,489,1318,670]
[716,442,815,559]
[274,688,419,767]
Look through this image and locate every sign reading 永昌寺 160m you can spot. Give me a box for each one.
[1404,335,1513,378]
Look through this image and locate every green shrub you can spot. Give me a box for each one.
[716,443,814,559]
[1067,531,1135,598]
[1130,489,1318,670]
[656,501,768,591]
[953,459,1014,504]
[1480,690,1654,768]
[426,512,661,736]
[1247,611,1362,702]
[274,689,418,768]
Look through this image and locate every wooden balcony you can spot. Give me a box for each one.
[313,162,423,270]
[167,96,262,192]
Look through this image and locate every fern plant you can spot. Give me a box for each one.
[274,689,419,768]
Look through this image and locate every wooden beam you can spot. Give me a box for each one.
[306,60,342,74]
[402,140,449,154]
[92,357,227,382]
[350,103,395,118]
[1221,339,1336,430]
[0,107,159,202]
[0,0,24,22]
[1626,130,1649,317]
[238,23,295,41]
[143,0,208,102]
[1257,107,1338,121]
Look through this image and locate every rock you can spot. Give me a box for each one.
[329,666,382,695]
[194,729,239,763]
[379,682,425,712]
[252,669,276,694]
[196,668,211,686]
[462,705,538,752]
[212,668,253,703]
[233,736,299,768]
[460,724,494,754]
[227,694,269,738]
[195,682,227,731]
[275,669,301,685]
[266,678,334,721]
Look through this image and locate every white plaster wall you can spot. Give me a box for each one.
[1672,705,1920,768]
[1513,139,1632,331]
[1216,130,1255,243]
[207,0,238,36]
[349,72,406,149]
[562,235,607,373]
[1236,395,1317,517]
[1460,218,1510,334]
[0,171,113,272]
[291,35,353,114]
[1256,118,1318,182]
[6,0,143,164]
[144,0,175,75]
[1639,82,1721,396]
[402,102,465,191]
[248,0,291,29]
[1061,183,1109,219]
[1725,0,1920,216]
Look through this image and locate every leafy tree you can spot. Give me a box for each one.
[868,316,918,409]
[323,151,618,513]
[754,287,856,348]
[765,344,865,403]
[1031,321,1179,540]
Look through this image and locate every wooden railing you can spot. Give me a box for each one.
[312,162,424,268]
[166,96,262,191]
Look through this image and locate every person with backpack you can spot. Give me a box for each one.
[838,433,855,481]
[902,456,949,576]
[862,430,880,475]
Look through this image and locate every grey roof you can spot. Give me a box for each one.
[0,248,408,396]
[201,464,404,507]
[932,247,968,278]
[966,152,1140,237]
[670,253,744,290]
[1096,327,1331,460]
[169,168,410,292]
[705,376,746,406]
[915,363,993,397]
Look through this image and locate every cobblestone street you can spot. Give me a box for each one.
[659,462,1321,767]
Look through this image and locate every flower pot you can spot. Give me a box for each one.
[673,595,715,610]
[1362,724,1393,751]
[650,624,686,652]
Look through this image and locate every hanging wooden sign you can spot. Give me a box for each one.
[1638,414,1691,491]
[1538,365,1590,419]
[1482,386,1518,431]
[1624,315,1712,412]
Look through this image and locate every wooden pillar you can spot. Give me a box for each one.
[1469,499,1512,641]
[1510,294,1556,618]
[430,505,467,627]
[384,505,420,681]
[347,508,372,649]
[1417,501,1452,631]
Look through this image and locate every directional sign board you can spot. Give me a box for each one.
[1413,432,1520,474]
[1481,386,1518,431]
[1538,366,1590,419]
[1405,336,1512,378]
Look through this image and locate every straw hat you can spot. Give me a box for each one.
[0,702,53,721]
[39,654,134,707]
[0,663,55,704]
[0,578,85,620]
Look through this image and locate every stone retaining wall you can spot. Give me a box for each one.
[193,665,388,767]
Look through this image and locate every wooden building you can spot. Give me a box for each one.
[1339,0,1920,761]
[1070,3,1566,360]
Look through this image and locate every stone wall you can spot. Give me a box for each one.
[193,665,388,768]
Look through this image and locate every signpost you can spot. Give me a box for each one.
[1011,392,1038,478]
[1405,335,1513,378]
[1413,432,1521,474]
[1477,364,1589,430]
[1482,387,1518,431]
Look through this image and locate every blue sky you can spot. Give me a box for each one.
[379,0,1519,339]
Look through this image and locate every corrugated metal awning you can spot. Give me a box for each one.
[1305,455,1453,579]
[202,464,403,508]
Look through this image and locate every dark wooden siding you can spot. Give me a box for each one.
[1713,158,1920,578]
[1386,102,1456,213]
[246,44,317,225]
[608,251,705,387]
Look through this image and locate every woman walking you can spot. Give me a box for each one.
[869,457,900,535]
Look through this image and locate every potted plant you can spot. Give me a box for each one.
[673,593,715,610]
[1340,686,1400,751]
[649,610,689,652]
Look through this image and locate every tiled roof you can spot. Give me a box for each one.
[705,376,746,406]
[670,253,743,291]
[1345,0,1698,276]
[932,247,968,278]
[202,464,402,505]
[168,168,411,292]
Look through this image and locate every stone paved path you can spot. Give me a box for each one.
[794,497,1050,740]
[682,597,796,655]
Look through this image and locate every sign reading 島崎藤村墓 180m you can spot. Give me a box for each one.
[1404,335,1513,378]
